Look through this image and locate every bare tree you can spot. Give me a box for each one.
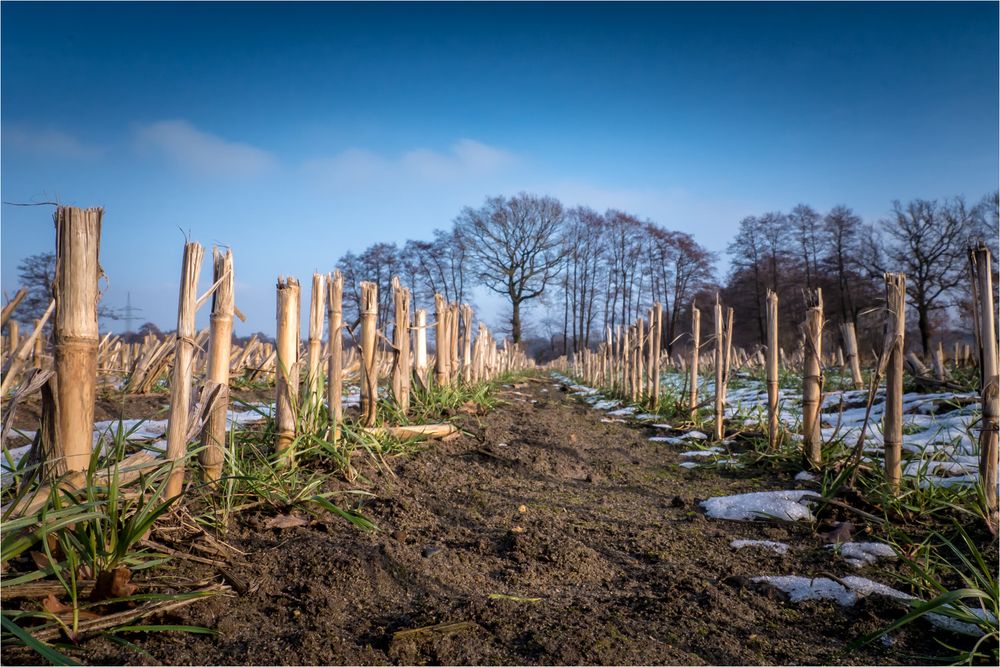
[14,252,119,328]
[457,193,566,343]
[561,207,605,352]
[789,204,822,289]
[879,197,978,355]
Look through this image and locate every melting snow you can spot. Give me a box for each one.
[754,575,993,637]
[701,490,820,522]
[681,447,724,458]
[731,539,789,555]
[827,541,897,568]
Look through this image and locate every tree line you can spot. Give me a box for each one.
[8,190,997,360]
[723,193,997,356]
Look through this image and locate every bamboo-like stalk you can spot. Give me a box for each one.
[414,308,428,388]
[165,241,205,497]
[636,318,645,403]
[434,294,449,386]
[391,277,412,413]
[461,304,473,385]
[32,318,44,369]
[605,325,613,388]
[307,272,326,409]
[327,270,343,442]
[0,300,54,395]
[275,276,301,461]
[766,290,779,449]
[199,247,234,483]
[884,273,906,489]
[1,287,28,329]
[714,296,725,440]
[840,322,864,389]
[49,207,102,478]
[622,326,630,400]
[723,306,734,400]
[652,303,662,408]
[689,303,700,421]
[8,321,20,359]
[970,244,998,514]
[933,341,947,382]
[359,281,378,426]
[802,288,824,468]
[449,302,460,384]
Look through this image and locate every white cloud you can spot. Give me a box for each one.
[3,124,104,159]
[135,120,276,178]
[302,139,516,189]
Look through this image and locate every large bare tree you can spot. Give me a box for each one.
[879,197,978,355]
[457,193,566,343]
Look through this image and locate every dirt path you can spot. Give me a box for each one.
[72,376,947,665]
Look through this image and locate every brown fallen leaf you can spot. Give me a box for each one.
[90,567,138,603]
[42,594,101,623]
[30,550,53,570]
[819,520,854,544]
[264,513,309,530]
[42,593,71,614]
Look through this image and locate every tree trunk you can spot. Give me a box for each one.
[511,299,522,344]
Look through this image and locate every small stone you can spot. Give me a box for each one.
[518,504,527,513]
[422,546,443,558]
[511,526,525,534]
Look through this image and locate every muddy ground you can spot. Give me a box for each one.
[4,377,973,665]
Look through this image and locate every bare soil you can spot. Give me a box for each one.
[4,377,970,665]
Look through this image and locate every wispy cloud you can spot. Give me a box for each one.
[302,139,516,189]
[135,120,276,178]
[3,124,105,159]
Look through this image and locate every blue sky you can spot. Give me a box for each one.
[2,1,997,336]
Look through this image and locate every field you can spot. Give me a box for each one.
[1,207,998,667]
[1,361,997,665]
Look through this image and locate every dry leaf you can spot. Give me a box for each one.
[264,514,309,530]
[30,550,53,570]
[41,594,101,623]
[90,567,138,602]
[42,593,71,614]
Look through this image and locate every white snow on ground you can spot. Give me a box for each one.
[2,403,274,488]
[794,470,817,482]
[827,541,897,568]
[606,406,636,416]
[753,575,994,637]
[554,372,992,496]
[731,539,789,555]
[634,413,659,421]
[651,423,673,430]
[754,575,856,606]
[678,461,700,469]
[600,418,627,424]
[551,371,988,490]
[648,436,688,445]
[680,447,724,458]
[700,490,820,522]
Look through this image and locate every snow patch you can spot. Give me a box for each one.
[828,542,896,568]
[701,490,820,522]
[731,539,789,555]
